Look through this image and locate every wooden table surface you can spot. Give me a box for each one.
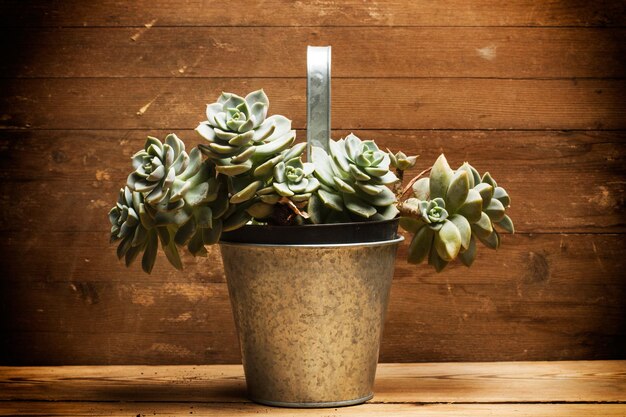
[1,361,625,416]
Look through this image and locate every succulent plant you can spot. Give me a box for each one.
[272,158,320,200]
[388,150,418,171]
[115,133,229,272]
[309,133,399,223]
[109,186,161,273]
[109,89,514,275]
[399,154,514,272]
[196,90,296,179]
[153,160,228,258]
[194,90,300,231]
[126,134,203,211]
[254,145,319,203]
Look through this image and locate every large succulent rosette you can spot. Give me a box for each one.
[195,90,298,230]
[399,154,514,272]
[195,90,295,177]
[309,133,399,223]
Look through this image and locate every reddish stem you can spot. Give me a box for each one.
[399,167,432,201]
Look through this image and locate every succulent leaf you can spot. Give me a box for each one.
[282,142,307,161]
[493,186,511,207]
[428,244,449,272]
[471,212,494,239]
[318,189,344,211]
[429,154,454,199]
[253,130,295,157]
[457,189,483,223]
[253,154,284,179]
[124,244,144,267]
[174,218,196,246]
[343,193,377,218]
[434,219,462,261]
[446,170,470,212]
[412,177,430,200]
[482,172,497,188]
[399,216,424,233]
[407,226,433,264]
[222,206,252,231]
[375,203,399,220]
[477,229,500,250]
[141,230,158,274]
[497,214,515,233]
[187,229,207,257]
[457,162,477,188]
[202,219,223,245]
[485,198,506,222]
[230,180,262,204]
[449,214,471,250]
[194,206,213,228]
[459,235,477,267]
[246,202,275,218]
[162,234,183,270]
[311,146,336,187]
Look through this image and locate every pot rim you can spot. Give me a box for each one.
[219,235,404,249]
[220,218,401,245]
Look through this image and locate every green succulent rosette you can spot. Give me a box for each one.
[126,134,203,211]
[400,154,514,272]
[255,153,320,206]
[109,186,163,273]
[309,133,399,223]
[195,90,296,178]
[194,90,299,231]
[388,150,418,171]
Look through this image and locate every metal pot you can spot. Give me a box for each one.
[220,227,402,407]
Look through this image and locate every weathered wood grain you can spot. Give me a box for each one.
[1,78,624,130]
[2,325,624,366]
[0,0,624,369]
[1,233,624,364]
[2,269,623,335]
[1,232,624,285]
[0,332,238,366]
[0,361,624,403]
[2,402,626,417]
[2,362,625,403]
[1,130,623,233]
[1,0,624,27]
[2,27,624,78]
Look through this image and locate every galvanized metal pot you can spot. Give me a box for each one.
[220,222,402,408]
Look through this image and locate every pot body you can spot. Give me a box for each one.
[220,237,402,408]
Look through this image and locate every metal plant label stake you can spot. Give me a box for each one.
[307,46,331,159]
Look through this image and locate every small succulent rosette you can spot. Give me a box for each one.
[388,150,418,171]
[257,153,320,207]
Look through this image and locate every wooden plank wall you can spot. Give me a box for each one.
[0,1,624,365]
